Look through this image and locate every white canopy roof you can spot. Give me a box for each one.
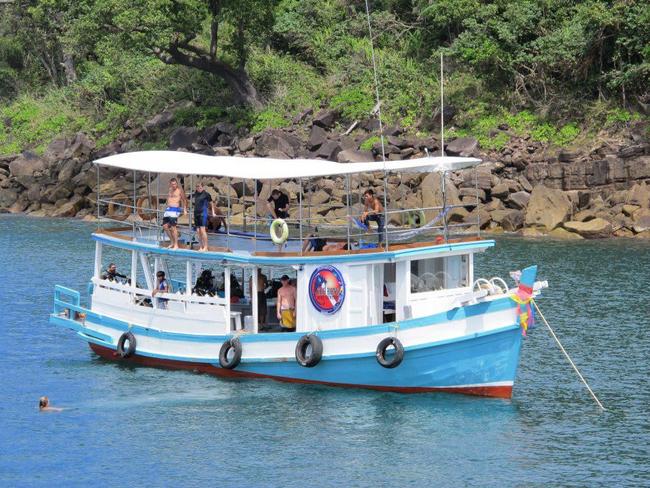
[94,150,481,179]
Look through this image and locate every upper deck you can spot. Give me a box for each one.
[93,151,487,260]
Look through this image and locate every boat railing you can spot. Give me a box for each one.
[92,277,229,309]
[95,169,483,253]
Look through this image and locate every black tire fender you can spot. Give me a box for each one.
[219,337,242,369]
[375,337,404,368]
[295,334,323,367]
[117,331,137,358]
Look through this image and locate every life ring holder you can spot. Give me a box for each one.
[219,337,242,369]
[136,195,158,221]
[407,210,426,228]
[376,337,404,368]
[107,198,132,221]
[295,334,323,368]
[116,331,136,358]
[270,218,289,245]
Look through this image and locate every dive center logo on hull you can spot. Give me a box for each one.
[309,266,345,314]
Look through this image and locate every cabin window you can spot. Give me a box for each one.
[410,255,469,293]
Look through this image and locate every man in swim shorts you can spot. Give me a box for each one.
[361,188,385,243]
[162,177,187,250]
[193,182,218,252]
[276,274,296,331]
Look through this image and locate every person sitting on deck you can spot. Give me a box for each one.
[101,263,128,282]
[361,188,385,243]
[276,275,296,332]
[162,178,188,250]
[207,207,228,233]
[193,182,218,252]
[302,232,327,252]
[193,269,216,297]
[152,271,169,309]
[267,189,290,220]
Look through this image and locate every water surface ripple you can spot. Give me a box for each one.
[1,216,649,486]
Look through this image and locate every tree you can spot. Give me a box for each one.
[73,0,278,107]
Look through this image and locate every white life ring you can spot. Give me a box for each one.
[407,210,426,228]
[270,218,289,244]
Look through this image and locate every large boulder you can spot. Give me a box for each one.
[308,125,328,150]
[563,218,613,238]
[65,132,95,160]
[464,207,491,229]
[169,127,199,150]
[632,208,650,233]
[9,151,47,177]
[626,182,650,208]
[312,109,338,128]
[57,159,82,183]
[524,185,572,231]
[420,172,461,221]
[316,140,342,161]
[445,137,478,157]
[254,130,301,158]
[491,209,524,232]
[337,149,374,164]
[507,191,531,210]
[43,137,69,163]
[51,195,85,218]
[143,110,174,132]
[0,189,18,208]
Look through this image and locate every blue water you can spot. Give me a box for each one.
[2,215,649,486]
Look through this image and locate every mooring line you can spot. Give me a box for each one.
[531,299,606,411]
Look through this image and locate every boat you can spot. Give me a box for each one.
[50,150,546,398]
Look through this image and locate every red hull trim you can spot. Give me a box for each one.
[89,343,513,399]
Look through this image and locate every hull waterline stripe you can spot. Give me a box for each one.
[88,343,514,398]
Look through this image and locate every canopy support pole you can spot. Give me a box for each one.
[132,170,136,235]
[242,178,247,233]
[226,177,232,249]
[254,178,258,253]
[442,170,449,242]
[346,174,351,252]
[299,178,304,255]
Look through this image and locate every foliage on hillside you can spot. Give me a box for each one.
[0,0,648,155]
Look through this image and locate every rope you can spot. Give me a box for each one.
[531,299,606,411]
[364,0,386,164]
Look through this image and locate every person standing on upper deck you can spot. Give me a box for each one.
[162,177,187,250]
[276,274,296,331]
[361,188,385,243]
[193,182,218,252]
[267,189,290,220]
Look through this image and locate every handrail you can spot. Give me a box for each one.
[92,277,229,306]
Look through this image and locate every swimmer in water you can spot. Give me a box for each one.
[39,396,63,412]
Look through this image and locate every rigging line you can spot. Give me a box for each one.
[364,0,386,164]
[364,0,389,247]
[531,299,606,411]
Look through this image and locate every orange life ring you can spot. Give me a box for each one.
[136,195,158,221]
[107,198,132,221]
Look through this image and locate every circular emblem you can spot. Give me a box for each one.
[308,266,346,315]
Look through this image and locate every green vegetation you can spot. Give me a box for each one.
[0,0,648,155]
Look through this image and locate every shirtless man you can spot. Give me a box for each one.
[276,274,296,331]
[162,178,187,250]
[39,396,63,412]
[361,188,385,243]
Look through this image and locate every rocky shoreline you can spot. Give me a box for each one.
[1,106,649,239]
